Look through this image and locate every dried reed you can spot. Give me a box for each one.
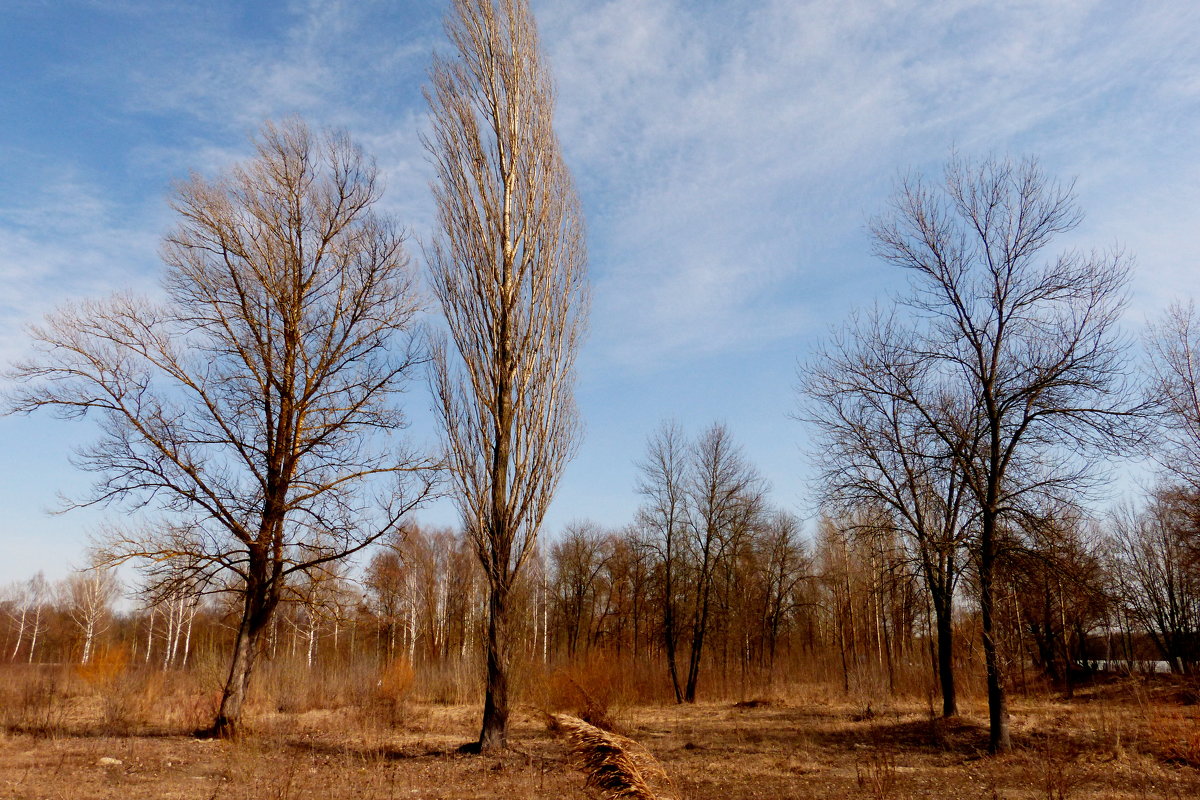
[550,713,676,800]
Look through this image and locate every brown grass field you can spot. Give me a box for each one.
[1,666,1198,799]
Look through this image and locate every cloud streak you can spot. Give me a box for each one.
[538,0,1200,369]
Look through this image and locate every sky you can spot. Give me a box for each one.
[1,0,1198,586]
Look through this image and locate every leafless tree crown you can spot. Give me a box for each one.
[424,0,587,750]
[425,0,588,582]
[802,154,1140,752]
[9,119,430,580]
[1147,302,1200,489]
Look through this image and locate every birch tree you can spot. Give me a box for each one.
[425,0,588,751]
[5,573,48,663]
[64,567,119,665]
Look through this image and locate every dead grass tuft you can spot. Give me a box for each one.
[1146,708,1200,767]
[0,668,73,737]
[732,698,776,709]
[854,748,898,799]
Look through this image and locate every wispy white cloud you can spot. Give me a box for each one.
[111,1,436,129]
[22,0,1194,377]
[0,169,161,365]
[538,0,1200,369]
[0,0,441,362]
[6,0,1197,378]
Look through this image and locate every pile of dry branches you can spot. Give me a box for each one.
[550,713,677,800]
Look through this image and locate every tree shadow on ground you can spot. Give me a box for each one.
[282,735,569,765]
[1,723,195,740]
[804,715,992,756]
[282,738,459,761]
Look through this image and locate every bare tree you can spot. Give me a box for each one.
[1144,302,1200,577]
[365,535,409,662]
[636,421,691,703]
[1147,303,1200,490]
[7,119,433,737]
[682,423,766,702]
[637,422,766,702]
[800,306,973,716]
[425,0,588,751]
[287,562,353,670]
[1110,489,1200,673]
[754,511,812,675]
[1002,508,1109,694]
[550,521,608,658]
[150,587,202,670]
[4,573,48,663]
[859,155,1139,751]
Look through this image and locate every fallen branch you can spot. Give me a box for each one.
[550,713,677,800]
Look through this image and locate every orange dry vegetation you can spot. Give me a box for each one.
[0,669,1198,799]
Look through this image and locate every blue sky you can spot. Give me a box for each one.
[1,0,1198,585]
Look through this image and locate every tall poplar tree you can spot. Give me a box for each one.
[425,0,588,751]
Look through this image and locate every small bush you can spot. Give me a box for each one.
[0,666,73,737]
[855,749,898,800]
[77,644,129,689]
[367,657,415,727]
[544,654,630,732]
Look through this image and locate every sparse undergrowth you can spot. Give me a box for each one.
[0,673,1198,799]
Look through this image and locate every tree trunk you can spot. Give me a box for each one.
[82,622,94,665]
[684,583,712,703]
[478,580,510,752]
[542,577,549,664]
[163,600,178,670]
[144,607,155,664]
[931,588,958,717]
[208,578,276,739]
[663,581,684,704]
[10,607,26,662]
[27,610,41,664]
[980,514,1010,753]
[182,606,194,669]
[306,620,316,669]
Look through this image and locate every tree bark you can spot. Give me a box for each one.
[208,570,277,739]
[932,590,958,717]
[478,580,510,752]
[980,513,1010,753]
[684,579,712,703]
[662,560,684,704]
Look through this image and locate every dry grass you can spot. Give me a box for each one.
[0,667,1198,799]
[539,652,681,733]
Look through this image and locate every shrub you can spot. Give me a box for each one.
[544,653,630,732]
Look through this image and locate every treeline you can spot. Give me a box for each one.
[4,450,1197,707]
